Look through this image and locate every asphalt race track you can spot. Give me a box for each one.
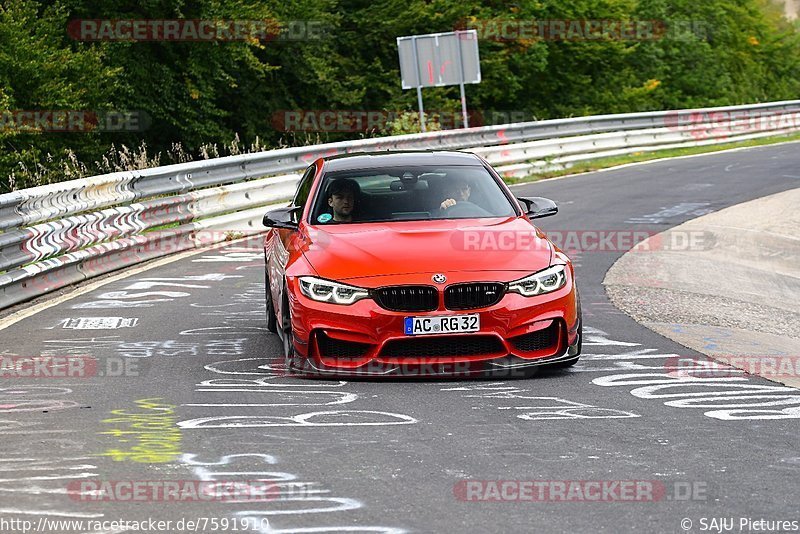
[1,143,799,534]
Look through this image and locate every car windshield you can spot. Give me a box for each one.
[309,165,518,224]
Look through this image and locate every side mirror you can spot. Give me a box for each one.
[262,207,300,230]
[517,197,558,219]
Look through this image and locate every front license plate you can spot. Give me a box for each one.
[404,314,480,336]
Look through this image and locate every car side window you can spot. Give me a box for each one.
[292,165,316,221]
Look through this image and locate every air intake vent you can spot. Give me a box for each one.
[445,282,505,310]
[380,335,505,358]
[509,323,560,353]
[373,285,439,312]
[316,332,370,359]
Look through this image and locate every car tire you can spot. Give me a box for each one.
[265,269,278,333]
[281,283,299,374]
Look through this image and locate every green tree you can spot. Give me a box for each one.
[0,0,120,190]
[1,0,799,192]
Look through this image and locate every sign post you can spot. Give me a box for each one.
[397,30,481,132]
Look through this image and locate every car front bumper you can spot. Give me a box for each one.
[285,273,580,377]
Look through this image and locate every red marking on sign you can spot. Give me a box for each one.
[440,60,452,77]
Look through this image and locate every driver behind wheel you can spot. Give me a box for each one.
[439,178,471,211]
[326,178,360,222]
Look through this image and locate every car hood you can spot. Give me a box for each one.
[301,217,553,281]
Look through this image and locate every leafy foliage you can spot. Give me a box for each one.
[1,0,798,191]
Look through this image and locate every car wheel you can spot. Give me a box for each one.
[264,269,278,333]
[281,283,299,374]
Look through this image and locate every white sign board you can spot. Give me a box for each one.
[397,30,481,89]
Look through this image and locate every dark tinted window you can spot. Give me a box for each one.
[293,165,316,209]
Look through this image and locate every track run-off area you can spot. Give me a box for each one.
[1,142,799,534]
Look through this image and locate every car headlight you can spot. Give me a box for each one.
[507,265,567,297]
[298,276,370,305]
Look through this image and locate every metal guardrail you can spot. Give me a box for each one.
[1,100,799,310]
[480,111,800,176]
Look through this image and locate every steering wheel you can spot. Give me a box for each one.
[441,201,490,218]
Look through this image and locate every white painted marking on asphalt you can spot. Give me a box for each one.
[192,252,262,262]
[442,385,640,420]
[99,290,190,299]
[0,509,102,517]
[0,235,259,331]
[626,202,713,224]
[664,395,800,408]
[517,408,639,420]
[181,453,279,465]
[585,326,800,419]
[181,453,407,533]
[581,350,682,360]
[184,390,358,407]
[178,411,418,429]
[704,406,800,420]
[0,452,103,524]
[58,317,138,330]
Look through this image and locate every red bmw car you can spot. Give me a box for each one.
[262,151,581,377]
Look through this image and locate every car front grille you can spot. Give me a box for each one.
[373,285,439,312]
[316,332,371,359]
[509,322,560,353]
[379,335,505,358]
[444,282,505,310]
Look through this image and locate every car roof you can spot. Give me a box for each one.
[320,151,483,172]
